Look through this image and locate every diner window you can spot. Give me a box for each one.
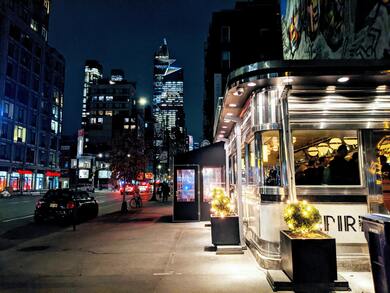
[293,130,360,186]
[248,140,256,184]
[241,147,246,184]
[259,131,281,186]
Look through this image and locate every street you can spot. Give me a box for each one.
[0,190,151,248]
[0,194,374,292]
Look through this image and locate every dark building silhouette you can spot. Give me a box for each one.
[203,0,283,141]
[81,65,139,156]
[0,0,65,191]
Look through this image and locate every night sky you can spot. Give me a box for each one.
[49,0,236,141]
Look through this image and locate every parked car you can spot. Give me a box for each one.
[34,189,98,224]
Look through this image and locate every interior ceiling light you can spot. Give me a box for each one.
[337,77,349,83]
[247,82,256,87]
[222,126,228,129]
[377,85,387,92]
[229,103,237,107]
[220,131,226,134]
[226,112,234,116]
[218,134,224,138]
[326,86,336,93]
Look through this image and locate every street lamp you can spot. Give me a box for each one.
[138,97,148,106]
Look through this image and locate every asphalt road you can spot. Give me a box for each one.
[0,190,150,242]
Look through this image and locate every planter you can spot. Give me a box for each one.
[211,215,240,246]
[280,230,337,284]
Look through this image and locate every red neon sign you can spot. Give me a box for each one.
[45,171,61,177]
[17,170,33,175]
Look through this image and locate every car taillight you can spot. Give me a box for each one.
[66,201,75,209]
[36,200,43,209]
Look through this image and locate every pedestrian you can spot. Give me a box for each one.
[157,183,163,201]
[162,182,170,202]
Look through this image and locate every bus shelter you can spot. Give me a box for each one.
[173,142,225,221]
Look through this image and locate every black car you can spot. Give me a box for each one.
[34,189,99,224]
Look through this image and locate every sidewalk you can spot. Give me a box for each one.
[0,200,374,292]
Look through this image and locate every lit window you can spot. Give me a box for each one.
[124,118,129,123]
[106,96,113,101]
[51,120,58,134]
[90,118,96,124]
[41,27,47,41]
[98,111,104,115]
[98,96,104,101]
[258,131,281,186]
[97,117,103,123]
[44,0,50,14]
[30,19,38,31]
[130,125,136,130]
[105,111,112,116]
[293,130,360,186]
[13,126,26,143]
[123,125,129,129]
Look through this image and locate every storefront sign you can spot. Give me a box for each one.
[98,170,111,179]
[315,203,367,244]
[79,169,89,179]
[45,171,61,177]
[17,170,32,175]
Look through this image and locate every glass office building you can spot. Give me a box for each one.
[0,0,64,191]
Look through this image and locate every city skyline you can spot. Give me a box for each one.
[49,0,236,141]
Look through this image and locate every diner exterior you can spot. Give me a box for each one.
[214,60,390,270]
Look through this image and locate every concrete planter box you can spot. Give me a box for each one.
[281,230,337,284]
[211,215,240,246]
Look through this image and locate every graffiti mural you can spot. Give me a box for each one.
[281,0,390,59]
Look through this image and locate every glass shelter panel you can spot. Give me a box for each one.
[202,167,224,203]
[259,131,281,186]
[293,130,360,186]
[176,169,195,202]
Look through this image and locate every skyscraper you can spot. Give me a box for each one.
[153,38,185,137]
[0,0,65,191]
[152,39,186,178]
[81,60,103,127]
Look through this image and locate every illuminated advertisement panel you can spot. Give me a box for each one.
[280,0,390,60]
[176,169,195,202]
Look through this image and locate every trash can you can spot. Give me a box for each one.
[361,214,390,293]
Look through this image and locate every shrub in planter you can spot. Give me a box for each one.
[283,200,321,235]
[210,187,235,217]
[281,200,337,285]
[210,187,240,246]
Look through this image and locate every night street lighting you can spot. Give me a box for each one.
[138,97,148,106]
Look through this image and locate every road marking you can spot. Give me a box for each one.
[153,271,174,276]
[8,200,32,205]
[1,214,34,223]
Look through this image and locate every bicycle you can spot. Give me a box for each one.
[129,193,142,209]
